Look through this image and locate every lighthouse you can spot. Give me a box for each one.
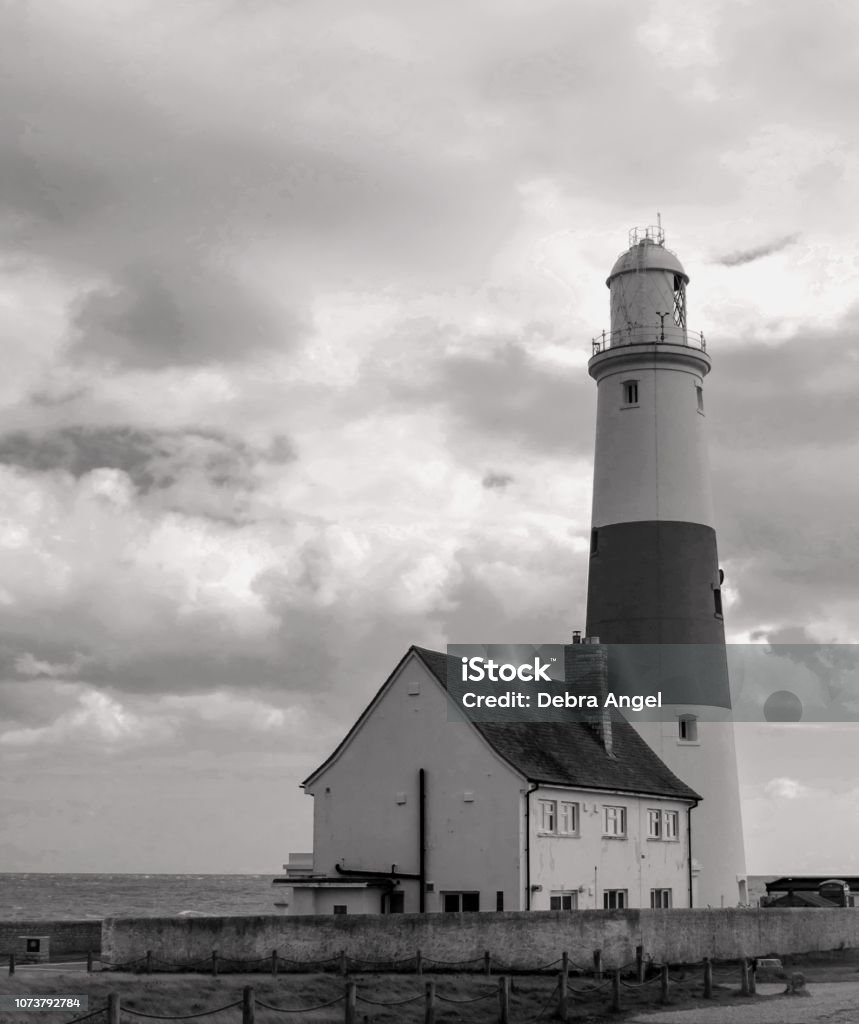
[585,222,747,908]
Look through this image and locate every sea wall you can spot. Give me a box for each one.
[102,909,859,971]
[0,920,101,956]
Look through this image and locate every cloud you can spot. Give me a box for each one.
[715,234,800,267]
[763,777,808,800]
[482,471,514,489]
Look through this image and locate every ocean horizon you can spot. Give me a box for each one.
[0,872,776,921]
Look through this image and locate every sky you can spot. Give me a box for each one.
[2,0,859,877]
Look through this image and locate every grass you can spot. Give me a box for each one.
[1,953,858,1023]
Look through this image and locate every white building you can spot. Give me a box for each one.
[279,642,699,915]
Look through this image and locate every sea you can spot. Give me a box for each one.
[0,873,776,921]
[0,874,288,921]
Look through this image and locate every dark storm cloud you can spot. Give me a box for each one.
[482,471,514,489]
[715,234,800,267]
[391,338,594,456]
[0,425,294,495]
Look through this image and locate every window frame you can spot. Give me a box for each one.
[538,799,556,834]
[647,808,662,839]
[603,805,627,838]
[550,891,578,911]
[558,801,580,836]
[650,888,673,909]
[603,889,628,910]
[678,714,698,743]
[622,380,639,406]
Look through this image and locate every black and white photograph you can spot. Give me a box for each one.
[2,1,859,1021]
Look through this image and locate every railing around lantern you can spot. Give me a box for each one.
[591,324,706,355]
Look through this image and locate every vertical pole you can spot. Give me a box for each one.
[339,949,347,976]
[146,950,152,974]
[8,953,14,975]
[242,986,255,1024]
[748,958,756,995]
[416,948,422,975]
[636,945,644,983]
[86,951,93,973]
[424,980,435,1024]
[558,969,568,1022]
[484,950,491,976]
[593,949,602,980]
[419,768,427,913]
[212,951,218,976]
[271,950,278,977]
[611,970,621,1013]
[740,959,749,995]
[344,980,357,1024]
[561,951,568,976]
[703,958,713,998]
[660,964,669,1003]
[107,993,120,1024]
[498,976,509,1024]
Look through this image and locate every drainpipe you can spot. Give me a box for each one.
[525,783,539,910]
[419,768,426,913]
[687,800,699,908]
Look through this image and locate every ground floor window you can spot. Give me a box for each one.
[442,891,480,912]
[332,905,347,914]
[650,888,673,908]
[603,889,627,910]
[550,891,578,911]
[383,891,404,913]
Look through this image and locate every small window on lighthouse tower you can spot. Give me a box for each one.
[678,715,698,743]
[672,275,686,327]
[622,381,639,405]
[696,385,704,413]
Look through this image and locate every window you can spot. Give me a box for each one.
[603,889,627,910]
[333,905,347,915]
[550,891,578,911]
[385,891,405,913]
[663,811,679,841]
[496,891,504,912]
[713,588,723,617]
[603,805,627,837]
[678,715,698,742]
[650,888,672,909]
[696,385,704,413]
[623,381,639,405]
[443,892,480,913]
[672,275,686,327]
[559,801,579,835]
[590,528,599,556]
[647,808,662,839]
[538,800,556,833]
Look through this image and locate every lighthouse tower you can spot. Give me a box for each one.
[585,223,746,908]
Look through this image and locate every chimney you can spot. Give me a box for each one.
[566,639,613,756]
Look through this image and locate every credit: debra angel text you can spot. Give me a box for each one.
[457,655,662,711]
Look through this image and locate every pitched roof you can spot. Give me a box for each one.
[412,646,700,802]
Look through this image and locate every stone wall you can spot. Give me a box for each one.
[0,920,101,957]
[102,909,859,971]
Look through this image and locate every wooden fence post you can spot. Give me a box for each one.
[8,953,14,975]
[558,968,568,1022]
[242,986,255,1024]
[561,950,568,976]
[107,993,120,1024]
[636,944,644,983]
[416,948,422,975]
[339,949,347,976]
[211,951,219,976]
[424,980,435,1024]
[86,951,93,973]
[271,950,278,976]
[593,949,602,980]
[703,958,713,998]
[344,980,357,1024]
[146,950,152,974]
[484,949,491,976]
[740,959,750,995]
[498,975,509,1024]
[611,969,621,1012]
[660,964,669,1003]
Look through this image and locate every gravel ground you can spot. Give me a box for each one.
[629,981,859,1023]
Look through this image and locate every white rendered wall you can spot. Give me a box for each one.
[529,786,692,910]
[591,353,714,529]
[631,714,747,908]
[304,653,526,914]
